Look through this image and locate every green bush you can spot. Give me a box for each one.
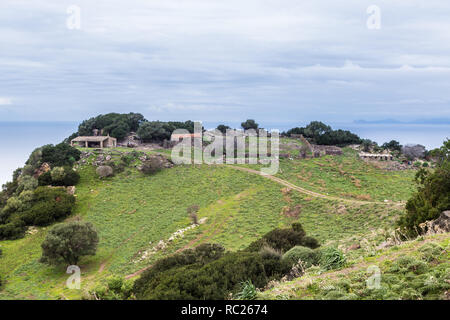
[134,225,319,300]
[16,175,38,193]
[235,280,257,300]
[399,140,449,236]
[388,255,428,275]
[319,247,346,270]
[282,246,320,267]
[0,187,75,240]
[136,252,267,300]
[41,143,81,167]
[20,187,76,226]
[133,243,225,297]
[40,221,99,265]
[88,276,134,300]
[44,167,80,187]
[0,218,26,240]
[418,243,444,262]
[38,171,52,186]
[246,223,318,253]
[259,246,291,280]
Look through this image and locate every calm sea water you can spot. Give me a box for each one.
[0,121,448,186]
[0,122,78,186]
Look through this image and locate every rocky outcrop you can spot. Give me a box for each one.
[34,162,51,178]
[420,211,450,235]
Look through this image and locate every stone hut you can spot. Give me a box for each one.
[71,135,117,148]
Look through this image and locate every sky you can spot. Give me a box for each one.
[1,0,450,126]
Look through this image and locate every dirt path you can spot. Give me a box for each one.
[227,165,404,206]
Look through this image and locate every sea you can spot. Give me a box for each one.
[0,121,448,186]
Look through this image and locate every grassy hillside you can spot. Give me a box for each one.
[0,142,418,299]
[242,147,416,202]
[259,233,449,300]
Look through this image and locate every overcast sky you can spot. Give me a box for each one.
[1,0,450,125]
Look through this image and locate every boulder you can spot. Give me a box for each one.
[34,162,51,178]
[347,243,361,251]
[420,211,450,235]
[96,165,114,178]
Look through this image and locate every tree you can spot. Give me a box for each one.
[216,124,231,134]
[286,122,360,146]
[77,112,146,139]
[137,121,171,142]
[398,139,450,236]
[382,140,402,152]
[241,119,259,131]
[303,121,331,141]
[402,144,426,160]
[361,139,377,152]
[41,143,81,167]
[40,221,99,265]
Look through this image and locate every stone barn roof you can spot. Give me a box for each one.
[72,136,115,142]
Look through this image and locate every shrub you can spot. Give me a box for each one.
[51,167,66,182]
[17,175,38,193]
[133,243,225,297]
[120,154,135,166]
[422,162,429,167]
[187,205,200,224]
[38,171,52,186]
[0,217,26,240]
[49,167,80,186]
[235,280,257,300]
[41,143,81,167]
[40,221,99,265]
[246,223,318,253]
[88,276,134,300]
[282,246,320,267]
[399,156,450,236]
[418,243,444,262]
[319,247,346,270]
[389,255,428,275]
[96,166,114,178]
[20,187,76,226]
[259,245,282,260]
[135,252,267,300]
[258,245,291,280]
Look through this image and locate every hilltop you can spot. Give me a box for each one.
[0,116,448,300]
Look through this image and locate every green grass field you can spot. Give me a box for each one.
[0,142,420,299]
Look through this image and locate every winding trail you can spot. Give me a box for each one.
[227,165,405,206]
[122,164,404,279]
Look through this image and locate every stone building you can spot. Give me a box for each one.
[71,134,117,148]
